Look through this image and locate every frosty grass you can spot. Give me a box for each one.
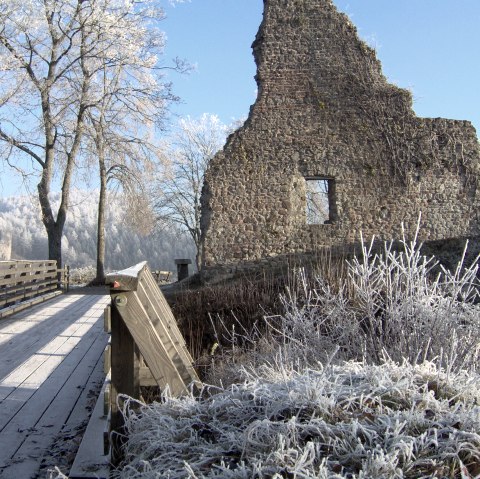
[116,361,480,478]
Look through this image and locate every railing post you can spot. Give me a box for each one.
[65,265,70,292]
[109,299,140,465]
[175,258,192,281]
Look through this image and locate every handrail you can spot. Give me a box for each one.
[104,262,201,462]
[0,260,68,313]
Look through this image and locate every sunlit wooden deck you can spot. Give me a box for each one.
[0,289,110,478]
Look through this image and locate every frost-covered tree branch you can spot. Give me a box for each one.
[0,0,185,267]
[153,114,233,269]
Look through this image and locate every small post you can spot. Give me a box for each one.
[64,265,70,292]
[174,258,192,281]
[110,298,140,464]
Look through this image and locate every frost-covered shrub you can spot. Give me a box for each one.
[69,265,97,285]
[116,361,480,478]
[346,226,479,371]
[47,467,67,479]
[116,225,480,478]
[206,226,479,385]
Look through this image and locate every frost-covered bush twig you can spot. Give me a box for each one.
[248,228,479,377]
[69,265,97,285]
[46,467,68,479]
[348,222,479,371]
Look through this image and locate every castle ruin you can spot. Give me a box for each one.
[200,0,480,279]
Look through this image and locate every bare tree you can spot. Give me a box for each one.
[87,121,159,283]
[0,0,181,267]
[154,114,231,269]
[84,58,174,283]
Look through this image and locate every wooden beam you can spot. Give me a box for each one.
[109,303,140,463]
[103,342,111,375]
[69,379,110,479]
[104,306,111,333]
[0,260,63,316]
[0,290,62,319]
[105,262,147,292]
[139,366,157,387]
[104,378,111,417]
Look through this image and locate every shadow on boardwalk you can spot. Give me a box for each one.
[0,288,110,478]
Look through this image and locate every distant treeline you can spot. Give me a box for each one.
[0,190,195,273]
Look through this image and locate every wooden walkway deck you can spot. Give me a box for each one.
[0,289,110,478]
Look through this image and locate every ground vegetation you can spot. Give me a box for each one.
[113,225,480,477]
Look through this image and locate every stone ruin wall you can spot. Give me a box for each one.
[200,0,480,279]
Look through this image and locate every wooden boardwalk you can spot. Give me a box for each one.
[0,289,110,478]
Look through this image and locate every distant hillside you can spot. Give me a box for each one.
[0,190,195,273]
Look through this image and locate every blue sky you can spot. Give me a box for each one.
[1,0,479,196]
[163,0,480,132]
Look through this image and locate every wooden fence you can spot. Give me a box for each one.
[102,262,201,463]
[0,260,69,318]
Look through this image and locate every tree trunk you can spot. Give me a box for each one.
[35,14,88,272]
[46,222,63,269]
[37,166,63,268]
[95,140,107,284]
[95,171,107,283]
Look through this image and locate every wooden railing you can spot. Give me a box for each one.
[103,262,201,462]
[0,260,68,318]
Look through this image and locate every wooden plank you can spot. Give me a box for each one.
[1,276,58,293]
[0,296,109,476]
[112,291,189,395]
[0,281,58,305]
[141,269,195,361]
[0,261,61,316]
[0,329,90,403]
[104,411,111,456]
[69,378,110,479]
[2,328,108,478]
[0,294,99,379]
[0,265,57,284]
[104,305,111,333]
[0,290,62,319]
[0,295,109,423]
[0,298,69,355]
[136,275,199,388]
[0,311,106,430]
[104,376,111,416]
[0,261,21,268]
[37,341,106,477]
[0,296,67,341]
[17,270,57,282]
[103,342,111,375]
[139,366,157,387]
[0,260,56,269]
[0,293,107,381]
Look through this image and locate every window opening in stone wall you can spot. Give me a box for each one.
[305,178,334,225]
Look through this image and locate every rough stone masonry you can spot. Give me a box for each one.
[200,0,480,280]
